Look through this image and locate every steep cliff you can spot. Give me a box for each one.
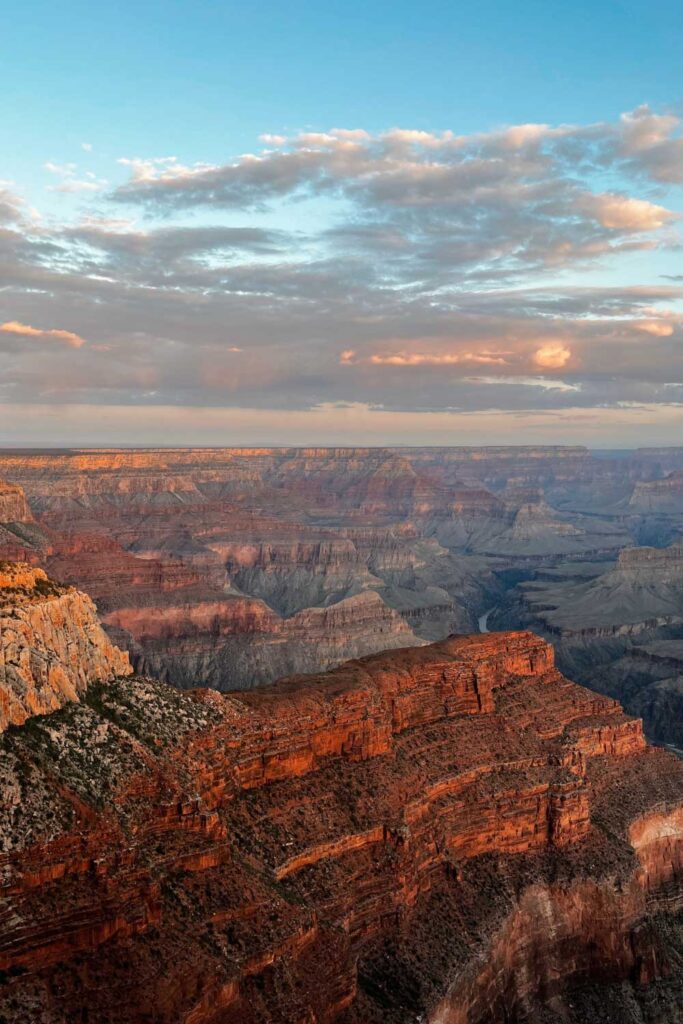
[629,470,683,514]
[0,563,131,732]
[496,542,683,745]
[0,480,33,524]
[0,611,681,1023]
[0,477,50,564]
[112,588,422,689]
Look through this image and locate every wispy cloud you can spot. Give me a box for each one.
[0,321,86,348]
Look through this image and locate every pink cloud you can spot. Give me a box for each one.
[586,194,675,231]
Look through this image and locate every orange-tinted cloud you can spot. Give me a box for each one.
[635,320,675,337]
[0,321,86,348]
[342,349,509,367]
[533,342,572,369]
[370,352,508,366]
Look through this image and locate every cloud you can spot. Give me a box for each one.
[617,105,683,183]
[466,375,581,393]
[107,110,681,297]
[533,342,572,369]
[44,160,108,194]
[64,223,286,266]
[635,320,676,337]
[366,351,508,367]
[0,109,680,442]
[0,321,86,348]
[45,161,77,176]
[584,194,675,231]
[0,185,25,225]
[51,178,107,194]
[4,400,680,449]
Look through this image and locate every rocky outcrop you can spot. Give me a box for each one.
[114,588,422,689]
[0,477,50,564]
[629,470,683,514]
[0,480,33,524]
[0,563,131,731]
[493,542,683,745]
[0,618,682,1023]
[509,541,683,637]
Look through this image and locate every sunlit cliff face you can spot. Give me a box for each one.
[1,105,683,445]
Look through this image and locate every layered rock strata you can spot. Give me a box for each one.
[0,477,50,564]
[0,447,641,690]
[0,617,681,1022]
[497,542,683,744]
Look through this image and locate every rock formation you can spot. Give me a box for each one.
[0,448,640,691]
[497,541,683,745]
[629,470,683,515]
[1,445,683,745]
[0,578,681,1023]
[0,562,131,732]
[0,477,50,564]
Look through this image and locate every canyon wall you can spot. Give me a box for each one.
[0,446,681,744]
[0,574,681,1022]
[497,540,683,745]
[0,477,50,564]
[0,447,643,692]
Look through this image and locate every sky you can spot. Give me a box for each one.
[1,0,683,447]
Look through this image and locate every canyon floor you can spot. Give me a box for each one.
[0,562,682,1022]
[1,445,683,746]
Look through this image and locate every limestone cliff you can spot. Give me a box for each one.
[0,563,131,731]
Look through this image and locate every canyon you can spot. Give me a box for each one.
[0,445,683,746]
[0,562,682,1022]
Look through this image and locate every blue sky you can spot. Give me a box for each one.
[5,1,683,191]
[1,0,683,446]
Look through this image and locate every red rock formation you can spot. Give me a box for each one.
[0,600,681,1023]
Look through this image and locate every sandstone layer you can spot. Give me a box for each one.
[0,615,681,1022]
